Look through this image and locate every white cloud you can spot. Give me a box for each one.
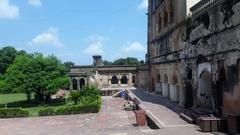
[137,0,148,10]
[0,0,19,19]
[28,0,42,7]
[122,42,146,52]
[30,27,63,47]
[83,35,107,55]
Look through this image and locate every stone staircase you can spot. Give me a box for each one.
[180,108,213,124]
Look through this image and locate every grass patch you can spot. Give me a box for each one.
[0,94,26,104]
[0,92,102,117]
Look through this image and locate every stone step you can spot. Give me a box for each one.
[180,113,194,124]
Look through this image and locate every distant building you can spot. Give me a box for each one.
[69,56,137,90]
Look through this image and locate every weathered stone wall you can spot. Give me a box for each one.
[183,0,240,115]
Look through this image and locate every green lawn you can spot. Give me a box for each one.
[0,93,70,116]
[0,93,101,117]
[0,93,26,104]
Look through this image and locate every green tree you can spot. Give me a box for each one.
[112,57,144,65]
[64,61,75,71]
[0,46,18,74]
[103,60,112,65]
[3,53,69,103]
[103,57,144,66]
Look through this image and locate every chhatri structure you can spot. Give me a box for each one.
[69,0,240,133]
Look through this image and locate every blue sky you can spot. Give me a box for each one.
[0,0,148,65]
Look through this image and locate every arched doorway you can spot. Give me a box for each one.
[80,78,85,89]
[121,75,128,84]
[185,68,194,108]
[132,76,136,84]
[170,74,179,102]
[198,69,213,109]
[197,55,213,109]
[111,75,118,85]
[72,79,78,90]
[162,74,170,97]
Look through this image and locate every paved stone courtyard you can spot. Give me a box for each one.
[0,96,214,135]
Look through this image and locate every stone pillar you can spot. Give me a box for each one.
[162,83,170,97]
[118,76,121,86]
[170,84,179,102]
[85,78,88,87]
[77,78,80,91]
[108,79,111,86]
[128,73,132,86]
[170,84,175,101]
[159,82,162,95]
[179,85,185,106]
[69,78,73,90]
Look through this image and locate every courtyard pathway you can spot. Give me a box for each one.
[128,89,214,134]
[0,96,213,135]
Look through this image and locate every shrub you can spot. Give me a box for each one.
[55,103,100,115]
[0,104,5,108]
[39,108,55,116]
[81,96,98,104]
[69,91,81,104]
[80,85,100,97]
[0,108,29,118]
[37,97,102,116]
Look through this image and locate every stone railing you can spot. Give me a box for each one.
[190,0,224,16]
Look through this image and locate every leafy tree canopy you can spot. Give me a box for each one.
[1,53,69,102]
[103,57,144,65]
[64,61,75,71]
[0,46,18,74]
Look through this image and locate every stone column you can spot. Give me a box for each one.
[179,85,185,106]
[108,79,111,86]
[118,75,121,86]
[170,84,175,101]
[69,78,73,90]
[128,73,132,86]
[159,82,162,95]
[163,83,170,98]
[170,84,179,102]
[77,78,80,91]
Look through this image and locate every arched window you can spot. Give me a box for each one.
[121,75,128,84]
[72,79,78,90]
[80,78,85,89]
[111,76,118,84]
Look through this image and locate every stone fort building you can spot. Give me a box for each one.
[70,0,240,133]
[69,55,137,90]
